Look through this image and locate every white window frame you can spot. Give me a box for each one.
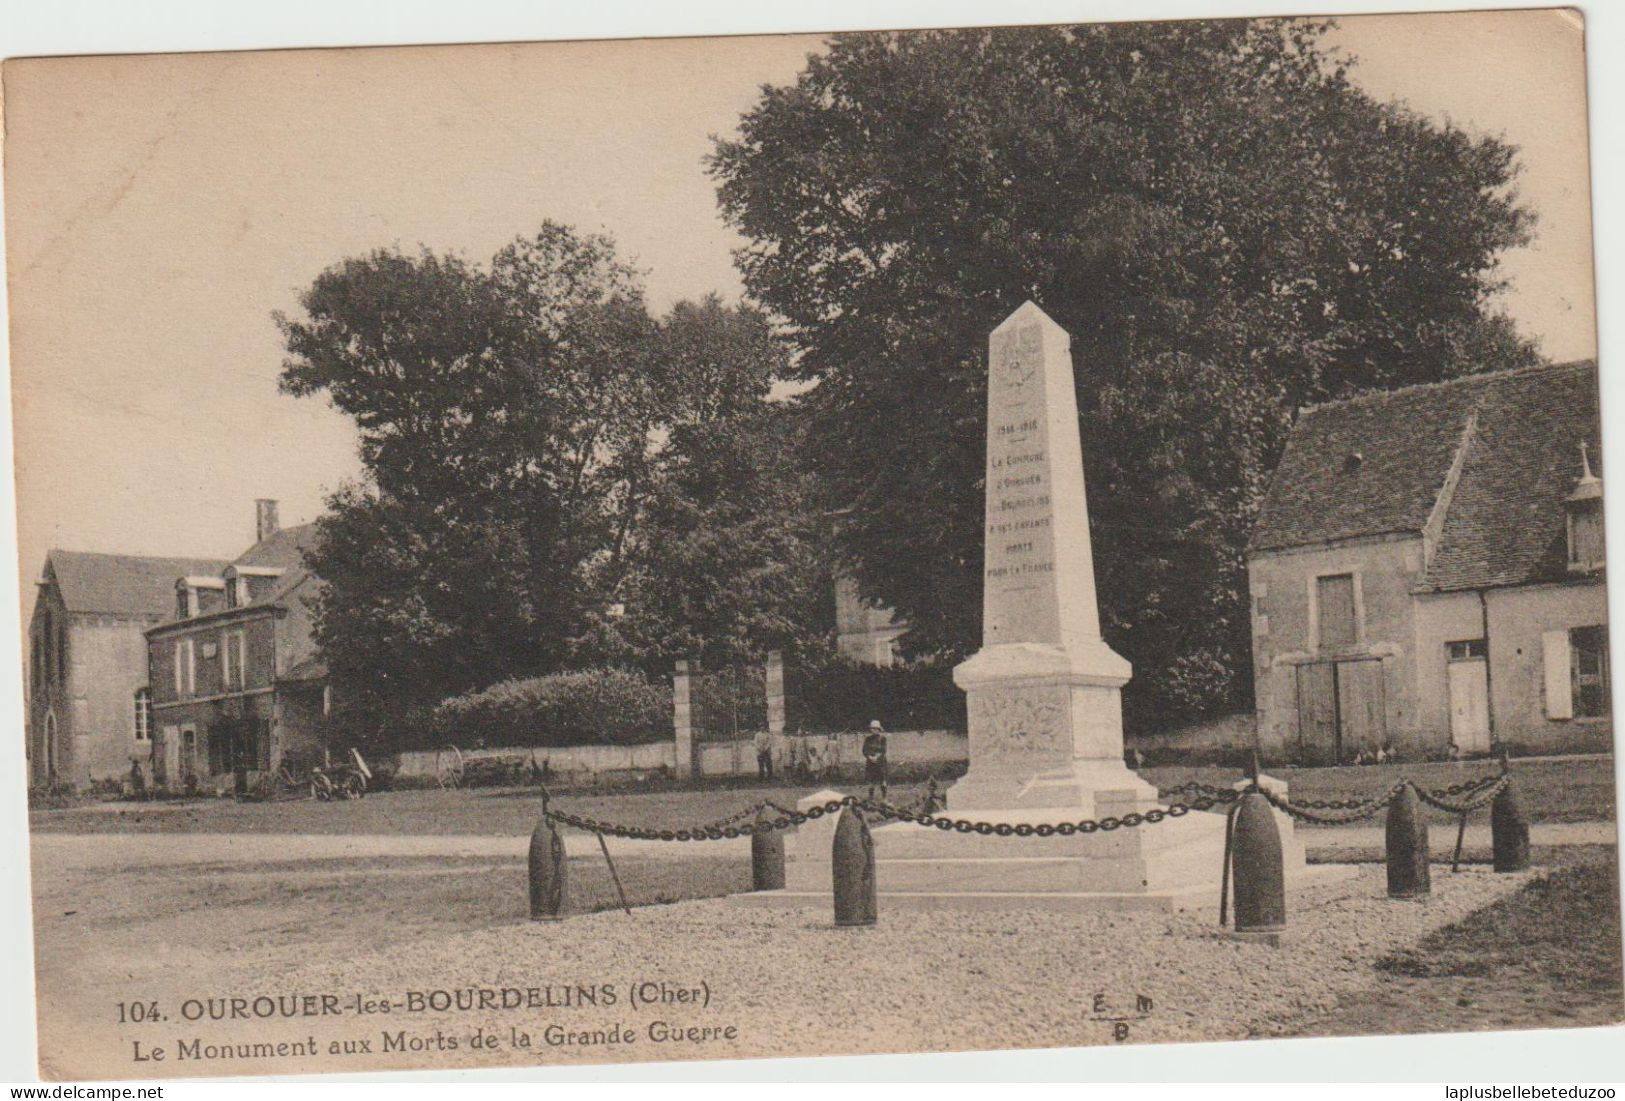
[173,641,184,697]
[182,639,196,697]
[222,630,246,691]
[133,688,152,742]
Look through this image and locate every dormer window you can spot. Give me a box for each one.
[228,565,284,606]
[177,576,225,617]
[1566,442,1604,573]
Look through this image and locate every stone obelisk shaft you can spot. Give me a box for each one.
[980,302,1101,648]
[950,301,1154,816]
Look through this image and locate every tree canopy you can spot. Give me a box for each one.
[709,19,1541,725]
[277,225,827,732]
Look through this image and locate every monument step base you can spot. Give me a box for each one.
[737,862,1360,914]
[784,853,1352,895]
[732,884,1220,913]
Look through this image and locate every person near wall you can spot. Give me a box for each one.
[753,727,773,781]
[770,734,789,785]
[823,731,841,780]
[862,719,889,800]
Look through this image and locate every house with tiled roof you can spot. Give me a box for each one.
[28,549,228,788]
[1248,361,1609,762]
[144,501,331,795]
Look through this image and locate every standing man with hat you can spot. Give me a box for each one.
[862,719,889,800]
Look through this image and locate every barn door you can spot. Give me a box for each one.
[1295,662,1339,765]
[1337,659,1387,759]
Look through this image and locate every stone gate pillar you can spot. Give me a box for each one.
[673,660,695,779]
[766,650,786,735]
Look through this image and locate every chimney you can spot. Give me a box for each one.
[255,499,280,543]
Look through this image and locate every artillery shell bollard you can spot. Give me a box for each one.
[832,804,877,927]
[1230,790,1286,936]
[1491,780,1531,872]
[751,806,786,891]
[1385,783,1432,899]
[528,814,568,921]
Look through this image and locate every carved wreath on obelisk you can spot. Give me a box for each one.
[969,689,1067,759]
[993,323,1042,392]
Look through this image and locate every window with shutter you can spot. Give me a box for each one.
[1571,625,1610,718]
[1317,574,1358,650]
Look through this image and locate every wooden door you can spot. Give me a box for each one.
[1448,659,1491,753]
[157,725,178,791]
[1336,659,1387,759]
[180,727,196,792]
[1295,662,1339,764]
[229,719,258,796]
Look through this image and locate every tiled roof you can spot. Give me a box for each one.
[146,522,324,632]
[1249,362,1601,591]
[45,550,229,617]
[1425,364,1601,591]
[1250,375,1485,553]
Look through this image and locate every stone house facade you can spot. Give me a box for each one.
[144,503,330,795]
[833,575,907,666]
[1248,361,1608,762]
[27,550,227,788]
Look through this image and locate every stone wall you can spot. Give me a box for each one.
[392,728,969,783]
[394,741,677,779]
[58,614,155,786]
[697,728,967,776]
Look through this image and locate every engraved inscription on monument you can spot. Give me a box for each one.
[976,303,1105,655]
[984,322,1058,646]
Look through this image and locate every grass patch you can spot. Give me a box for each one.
[1282,847,1623,1038]
[1377,849,1623,993]
[1144,756,1616,825]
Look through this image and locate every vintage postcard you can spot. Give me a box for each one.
[5,7,1620,1081]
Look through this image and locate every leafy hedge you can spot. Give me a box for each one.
[786,658,965,733]
[433,668,671,748]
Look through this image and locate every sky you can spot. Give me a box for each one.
[3,9,1596,618]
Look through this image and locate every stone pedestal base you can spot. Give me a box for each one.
[946,640,1154,819]
[944,760,1162,821]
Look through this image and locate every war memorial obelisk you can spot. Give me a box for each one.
[946,300,1160,817]
[755,301,1324,910]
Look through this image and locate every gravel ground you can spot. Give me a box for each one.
[77,864,1532,1078]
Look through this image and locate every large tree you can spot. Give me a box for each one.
[580,403,836,670]
[277,226,811,729]
[709,20,1540,726]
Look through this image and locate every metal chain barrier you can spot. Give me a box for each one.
[1259,781,1408,825]
[537,768,1510,840]
[540,789,1244,840]
[1414,774,1509,815]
